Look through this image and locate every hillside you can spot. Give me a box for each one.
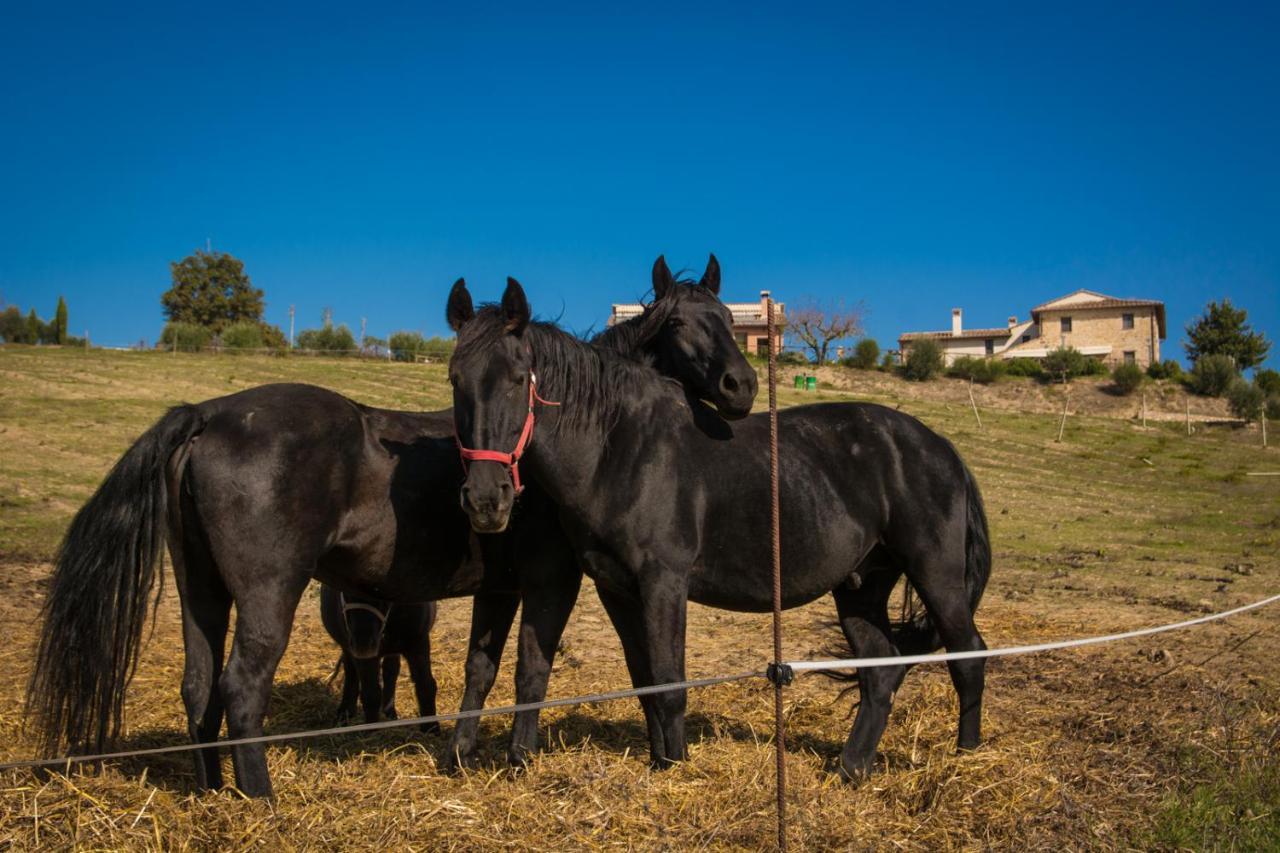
[0,344,1276,849]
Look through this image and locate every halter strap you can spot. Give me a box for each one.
[455,371,559,496]
[339,592,390,624]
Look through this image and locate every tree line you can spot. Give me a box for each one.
[0,296,74,345]
[159,250,450,360]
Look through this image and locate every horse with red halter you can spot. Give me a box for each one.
[448,278,991,781]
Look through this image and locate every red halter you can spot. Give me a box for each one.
[455,371,559,495]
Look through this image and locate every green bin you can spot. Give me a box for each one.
[805,376,818,391]
[793,375,804,389]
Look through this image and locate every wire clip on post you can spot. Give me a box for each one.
[766,662,795,687]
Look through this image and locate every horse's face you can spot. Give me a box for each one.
[447,277,534,533]
[342,596,390,659]
[648,255,758,419]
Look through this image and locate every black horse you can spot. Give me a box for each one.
[447,279,991,780]
[27,256,756,798]
[319,586,439,728]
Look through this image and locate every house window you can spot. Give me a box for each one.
[1123,351,1136,365]
[1122,313,1134,330]
[1021,334,1031,343]
[1061,316,1072,333]
[985,339,994,356]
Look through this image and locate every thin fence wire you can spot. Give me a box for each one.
[2,591,1275,775]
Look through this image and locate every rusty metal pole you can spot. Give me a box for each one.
[766,296,788,850]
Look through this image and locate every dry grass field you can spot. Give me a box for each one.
[0,345,1277,850]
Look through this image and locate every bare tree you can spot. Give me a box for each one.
[787,298,867,365]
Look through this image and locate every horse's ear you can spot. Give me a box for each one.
[652,254,675,301]
[501,277,530,335]
[699,253,721,295]
[446,278,474,332]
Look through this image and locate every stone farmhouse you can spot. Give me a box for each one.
[898,289,1166,368]
[609,290,785,356]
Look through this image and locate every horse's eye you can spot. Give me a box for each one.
[668,318,685,330]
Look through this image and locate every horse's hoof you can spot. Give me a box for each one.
[838,755,874,785]
[334,706,356,724]
[382,706,398,721]
[441,747,475,775]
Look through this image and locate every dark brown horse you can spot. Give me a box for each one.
[448,279,991,781]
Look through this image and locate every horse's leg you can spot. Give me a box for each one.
[172,547,231,791]
[444,591,519,772]
[832,572,904,782]
[907,564,987,751]
[639,574,689,766]
[595,585,664,763]
[336,653,358,722]
[403,640,440,733]
[380,655,401,720]
[219,573,309,798]
[507,567,584,766]
[355,656,382,723]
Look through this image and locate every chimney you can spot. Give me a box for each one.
[1008,316,1018,328]
[760,290,771,319]
[951,308,962,336]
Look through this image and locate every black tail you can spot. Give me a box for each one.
[26,404,205,756]
[892,460,991,655]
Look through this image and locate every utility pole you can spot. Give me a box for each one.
[289,305,295,349]
[360,317,367,349]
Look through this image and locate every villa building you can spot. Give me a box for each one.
[898,289,1166,368]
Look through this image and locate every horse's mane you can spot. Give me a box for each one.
[588,276,708,361]
[457,307,679,435]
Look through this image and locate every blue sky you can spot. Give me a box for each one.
[2,2,1276,363]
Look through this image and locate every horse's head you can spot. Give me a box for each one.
[639,254,758,419]
[447,277,538,533]
[341,594,391,659]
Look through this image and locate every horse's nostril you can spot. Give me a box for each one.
[721,373,739,394]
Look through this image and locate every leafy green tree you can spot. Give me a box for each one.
[54,296,68,344]
[0,306,29,343]
[846,338,880,370]
[161,250,264,333]
[1227,379,1266,422]
[26,309,42,343]
[1189,353,1239,397]
[1254,368,1280,397]
[903,340,944,381]
[1042,347,1089,382]
[1185,299,1271,370]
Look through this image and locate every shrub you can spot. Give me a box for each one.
[1227,378,1266,421]
[1111,363,1144,395]
[848,338,880,370]
[159,322,213,352]
[948,356,1006,384]
[1254,368,1280,396]
[219,321,264,350]
[1147,359,1184,381]
[879,352,896,371]
[388,331,426,362]
[296,324,357,353]
[1267,396,1280,420]
[1042,346,1087,381]
[1190,353,1239,396]
[1005,357,1042,378]
[903,340,944,381]
[777,350,809,366]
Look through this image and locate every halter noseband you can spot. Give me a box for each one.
[455,371,559,496]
